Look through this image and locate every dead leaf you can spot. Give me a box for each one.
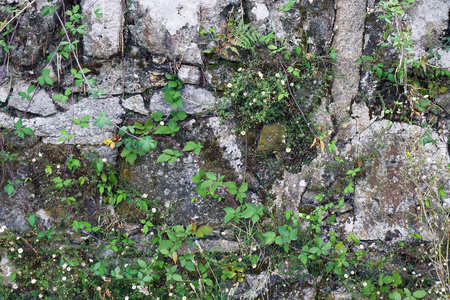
[319,140,325,153]
[310,137,317,149]
[173,251,178,264]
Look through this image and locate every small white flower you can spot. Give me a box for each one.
[227,83,232,88]
[221,232,226,236]
[125,297,129,300]
[38,152,42,157]
[344,274,349,278]
[142,194,148,198]
[243,92,247,96]
[17,248,23,253]
[152,208,156,213]
[275,73,280,77]
[66,267,71,271]
[362,282,367,287]
[351,271,354,275]
[346,106,350,111]
[286,148,291,153]
[62,276,67,281]
[32,158,36,163]
[132,285,136,290]
[36,239,39,242]
[81,262,86,267]
[62,263,68,269]
[258,71,263,78]
[290,82,294,86]
[281,80,285,85]
[238,258,242,262]
[182,297,187,300]
[39,294,43,299]
[31,279,36,284]
[359,245,364,249]
[238,68,243,72]
[0,225,6,233]
[240,131,245,136]
[160,121,164,126]
[169,293,173,297]
[102,158,107,163]
[231,93,235,97]
[18,254,21,258]
[13,283,18,289]
[56,164,61,169]
[53,287,57,291]
[253,98,257,103]
[102,276,106,281]
[261,91,265,95]
[97,286,101,291]
[165,203,170,208]
[306,215,310,220]
[10,247,15,252]
[252,264,257,269]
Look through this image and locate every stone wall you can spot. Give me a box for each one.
[0,0,450,298]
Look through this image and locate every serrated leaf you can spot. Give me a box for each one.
[157,153,171,163]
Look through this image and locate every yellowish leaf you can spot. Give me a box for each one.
[310,137,317,149]
[172,251,178,264]
[319,140,325,153]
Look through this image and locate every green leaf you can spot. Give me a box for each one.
[412,290,427,298]
[157,153,171,163]
[268,45,277,50]
[195,225,213,237]
[27,85,36,94]
[172,274,183,281]
[137,260,147,268]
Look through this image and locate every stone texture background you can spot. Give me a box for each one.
[0,0,449,298]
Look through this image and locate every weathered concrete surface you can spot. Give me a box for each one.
[122,94,148,115]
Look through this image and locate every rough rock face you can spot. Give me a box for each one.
[82,0,122,58]
[150,85,218,116]
[122,117,244,226]
[352,121,450,241]
[8,83,57,116]
[129,0,240,65]
[21,97,125,145]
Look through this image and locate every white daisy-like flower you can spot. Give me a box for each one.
[238,68,243,72]
[132,285,136,290]
[31,279,36,284]
[142,194,148,198]
[286,148,291,153]
[56,164,61,169]
[39,294,43,299]
[38,152,43,157]
[165,203,170,208]
[261,91,265,95]
[306,215,310,220]
[159,121,164,126]
[17,248,23,253]
[53,287,57,291]
[281,80,285,85]
[13,283,18,289]
[62,276,67,281]
[152,208,156,213]
[240,131,245,136]
[275,73,280,77]
[238,258,242,262]
[290,82,294,86]
[231,93,235,97]
[252,264,257,268]
[97,286,101,291]
[227,83,232,88]
[32,158,36,163]
[344,274,349,278]
[243,92,247,96]
[66,267,71,271]
[169,293,173,297]
[253,98,257,103]
[125,297,129,300]
[81,262,86,267]
[359,245,364,249]
[258,71,263,78]
[362,282,367,287]
[346,106,350,111]
[102,158,107,163]
[0,225,6,233]
[182,296,187,300]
